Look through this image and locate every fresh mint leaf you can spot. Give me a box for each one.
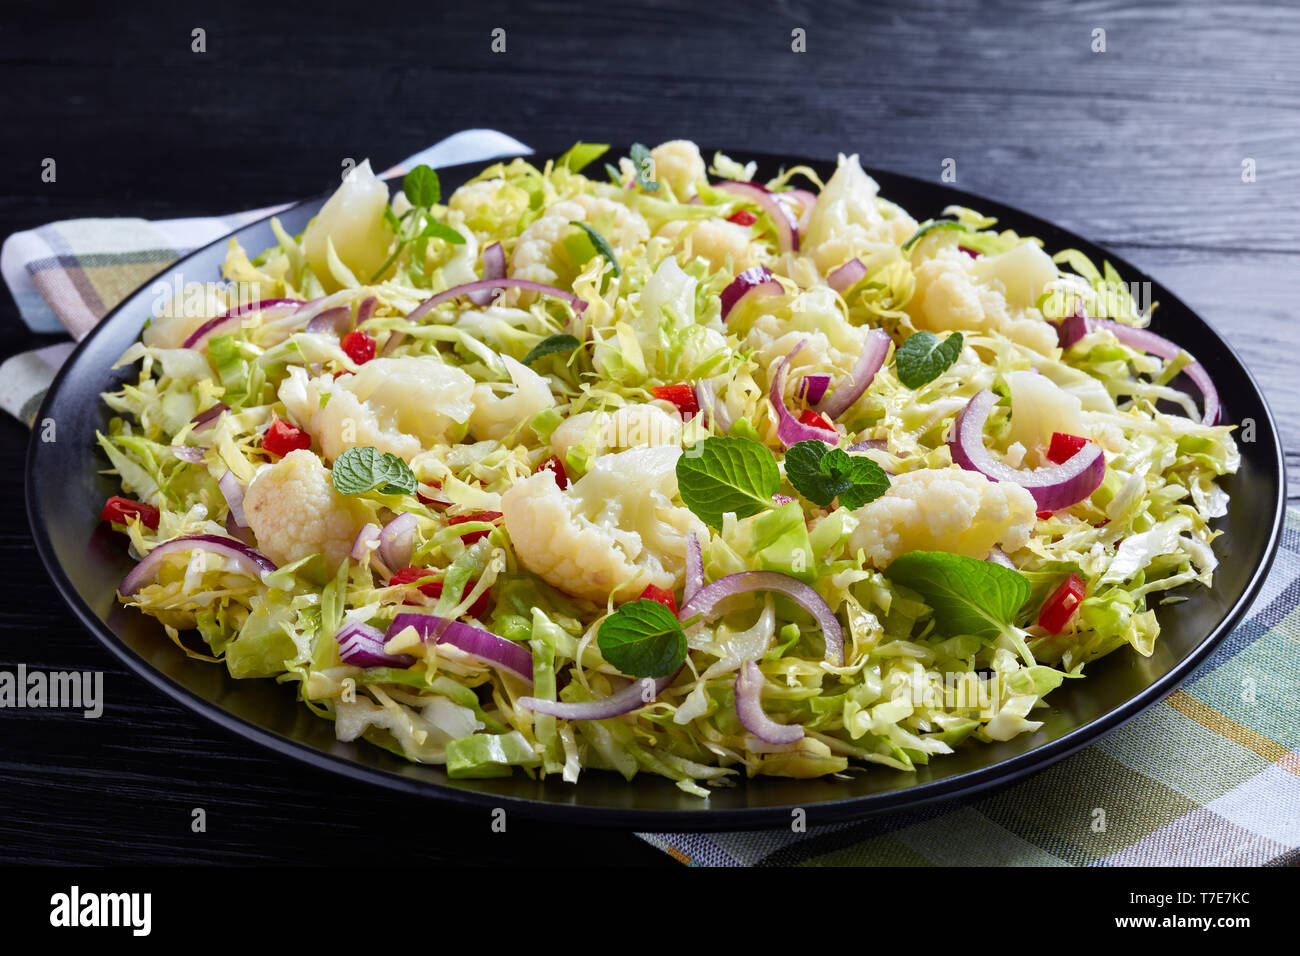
[628,143,661,193]
[403,164,440,208]
[522,333,581,366]
[895,331,963,389]
[332,446,417,497]
[597,599,686,678]
[784,441,890,509]
[604,162,623,185]
[676,436,780,529]
[419,219,466,244]
[556,142,609,173]
[882,551,1030,642]
[569,221,620,276]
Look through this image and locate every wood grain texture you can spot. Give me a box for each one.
[0,0,1295,865]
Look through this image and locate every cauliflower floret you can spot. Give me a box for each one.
[804,154,917,273]
[469,355,555,442]
[550,403,683,461]
[650,140,707,199]
[283,357,475,462]
[746,287,866,378]
[501,445,705,602]
[242,449,369,569]
[908,247,1058,354]
[447,177,531,236]
[847,467,1036,568]
[657,217,755,273]
[510,195,649,289]
[302,160,394,291]
[1005,369,1085,458]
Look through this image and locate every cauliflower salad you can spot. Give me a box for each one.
[96,141,1238,794]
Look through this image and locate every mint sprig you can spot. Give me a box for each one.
[676,436,780,529]
[371,163,465,281]
[895,331,963,389]
[882,551,1030,644]
[522,333,581,367]
[597,599,686,678]
[784,441,890,510]
[628,143,661,193]
[570,221,620,276]
[331,446,417,496]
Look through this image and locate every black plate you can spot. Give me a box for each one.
[26,148,1286,829]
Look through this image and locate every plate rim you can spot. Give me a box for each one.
[25,149,1288,830]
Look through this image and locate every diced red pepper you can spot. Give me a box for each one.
[389,566,491,616]
[100,496,160,531]
[958,245,981,259]
[537,455,570,489]
[798,409,836,432]
[638,584,679,615]
[262,418,312,458]
[448,511,503,543]
[1047,432,1090,464]
[726,210,758,227]
[1038,573,1086,634]
[1037,510,1055,520]
[416,481,452,509]
[651,383,699,419]
[341,330,376,365]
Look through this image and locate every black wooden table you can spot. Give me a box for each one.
[1,0,1296,866]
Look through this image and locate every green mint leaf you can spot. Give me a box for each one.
[900,218,967,252]
[332,446,417,497]
[597,599,686,678]
[569,221,620,276]
[419,219,466,244]
[882,551,1030,642]
[784,441,891,509]
[403,164,441,208]
[522,333,581,367]
[556,141,609,173]
[896,331,963,389]
[604,162,623,185]
[628,143,661,193]
[676,436,780,529]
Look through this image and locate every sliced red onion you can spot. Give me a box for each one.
[517,669,679,720]
[378,512,417,569]
[386,613,533,682]
[181,298,303,349]
[714,181,799,252]
[679,570,843,665]
[218,469,247,527]
[987,546,1015,569]
[958,245,981,259]
[684,532,704,605]
[770,341,840,447]
[827,258,867,295]
[783,188,818,233]
[336,620,416,668]
[735,659,804,744]
[467,242,507,306]
[1059,314,1219,425]
[797,373,831,405]
[719,265,783,321]
[694,380,733,434]
[380,330,406,356]
[224,513,256,546]
[120,534,277,595]
[355,295,377,326]
[848,439,887,453]
[816,328,892,421]
[350,522,382,561]
[405,278,587,324]
[304,305,352,335]
[950,389,1106,511]
[170,445,205,463]
[189,402,229,430]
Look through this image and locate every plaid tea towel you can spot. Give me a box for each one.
[3,132,1296,867]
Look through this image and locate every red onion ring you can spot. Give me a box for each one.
[714,181,800,252]
[797,373,831,405]
[380,331,406,357]
[816,328,892,421]
[350,522,382,562]
[770,341,840,447]
[386,613,533,682]
[170,445,205,463]
[336,620,416,668]
[735,659,805,744]
[304,305,352,335]
[224,513,256,546]
[684,532,704,605]
[189,402,229,430]
[181,298,303,350]
[218,470,248,527]
[827,258,868,295]
[847,439,887,453]
[378,512,417,570]
[355,295,377,326]
[719,265,784,321]
[1059,314,1220,425]
[694,380,733,434]
[783,188,818,234]
[120,534,277,595]
[679,570,844,665]
[405,278,587,324]
[987,546,1016,569]
[468,242,507,306]
[949,389,1106,511]
[517,669,679,720]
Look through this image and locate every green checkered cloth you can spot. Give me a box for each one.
[4,135,1296,867]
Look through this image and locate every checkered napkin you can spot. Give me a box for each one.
[4,132,1297,867]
